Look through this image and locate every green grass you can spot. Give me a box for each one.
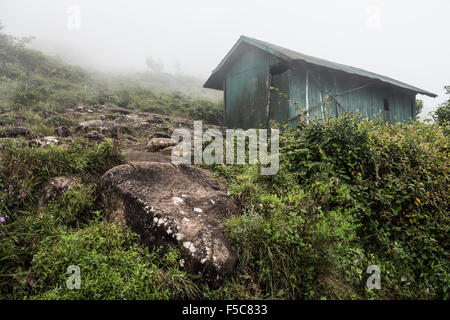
[0,24,448,300]
[29,221,199,300]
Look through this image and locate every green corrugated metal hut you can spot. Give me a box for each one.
[204,36,437,129]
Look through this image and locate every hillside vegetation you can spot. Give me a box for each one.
[209,115,449,299]
[0,26,448,300]
[0,24,223,126]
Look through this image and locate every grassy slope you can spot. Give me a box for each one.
[0,25,223,126]
[0,27,449,300]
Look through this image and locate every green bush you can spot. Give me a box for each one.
[44,183,96,226]
[0,139,125,210]
[43,114,76,127]
[12,76,50,106]
[210,114,449,299]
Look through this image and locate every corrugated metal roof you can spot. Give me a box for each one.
[204,36,437,98]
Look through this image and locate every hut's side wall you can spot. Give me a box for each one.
[287,64,417,127]
[225,46,278,129]
[224,51,417,129]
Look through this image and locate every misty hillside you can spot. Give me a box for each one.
[0,24,223,125]
[0,24,449,302]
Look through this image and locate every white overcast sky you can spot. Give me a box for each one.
[0,0,449,117]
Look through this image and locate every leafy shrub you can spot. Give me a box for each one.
[43,114,75,127]
[29,221,199,300]
[433,104,450,126]
[211,114,449,299]
[0,139,125,210]
[44,183,96,226]
[12,76,50,106]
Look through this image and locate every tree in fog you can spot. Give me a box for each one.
[145,56,164,73]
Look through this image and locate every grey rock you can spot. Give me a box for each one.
[146,137,177,152]
[99,162,237,286]
[54,126,71,137]
[0,127,30,138]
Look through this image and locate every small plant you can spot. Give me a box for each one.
[30,221,199,300]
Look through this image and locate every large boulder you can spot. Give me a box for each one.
[99,162,237,286]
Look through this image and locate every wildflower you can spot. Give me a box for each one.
[0,216,5,223]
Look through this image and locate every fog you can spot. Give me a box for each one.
[1,0,449,117]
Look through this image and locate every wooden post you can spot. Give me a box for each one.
[265,73,272,128]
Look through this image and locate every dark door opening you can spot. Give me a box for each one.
[384,98,391,123]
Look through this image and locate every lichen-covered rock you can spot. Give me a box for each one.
[29,136,59,147]
[99,161,237,286]
[54,126,71,137]
[146,115,169,124]
[75,120,130,138]
[97,105,131,115]
[146,137,178,152]
[76,117,152,138]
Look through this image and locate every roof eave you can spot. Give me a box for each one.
[290,59,438,98]
[203,36,294,91]
[417,91,438,98]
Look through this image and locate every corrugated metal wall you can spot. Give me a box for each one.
[287,64,416,127]
[225,46,279,129]
[224,49,416,129]
[269,71,290,126]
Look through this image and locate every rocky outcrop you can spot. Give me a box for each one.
[75,117,155,138]
[150,132,171,139]
[54,126,71,137]
[97,105,131,115]
[75,120,130,138]
[84,130,105,143]
[99,162,237,286]
[29,136,60,147]
[145,137,178,152]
